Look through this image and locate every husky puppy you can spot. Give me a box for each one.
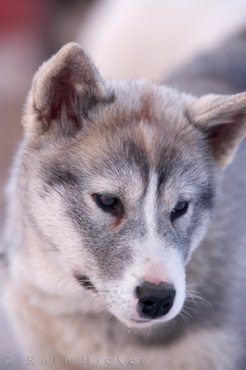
[2,31,246,370]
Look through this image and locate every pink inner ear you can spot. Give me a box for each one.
[34,66,104,137]
[49,68,83,125]
[34,69,83,136]
[34,70,115,137]
[25,43,115,138]
[205,112,246,167]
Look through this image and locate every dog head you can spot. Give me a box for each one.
[20,43,246,327]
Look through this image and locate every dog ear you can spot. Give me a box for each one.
[188,93,246,168]
[24,43,113,137]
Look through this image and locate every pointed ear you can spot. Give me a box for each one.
[188,93,246,168]
[25,43,114,137]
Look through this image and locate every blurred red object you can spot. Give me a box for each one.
[0,0,49,36]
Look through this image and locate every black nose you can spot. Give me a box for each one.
[136,281,176,319]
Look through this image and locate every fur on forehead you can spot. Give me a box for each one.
[85,81,192,131]
[32,80,206,180]
[67,81,199,160]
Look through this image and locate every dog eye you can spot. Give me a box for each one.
[93,193,123,216]
[171,200,189,222]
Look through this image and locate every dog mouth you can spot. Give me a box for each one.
[129,317,151,324]
[122,315,165,329]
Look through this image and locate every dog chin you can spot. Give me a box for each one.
[112,313,172,330]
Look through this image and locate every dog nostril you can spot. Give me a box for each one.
[162,302,171,309]
[144,300,155,307]
[136,281,176,320]
[139,298,157,317]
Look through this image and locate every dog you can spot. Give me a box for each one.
[2,30,246,370]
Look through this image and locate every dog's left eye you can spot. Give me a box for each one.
[171,200,189,222]
[93,193,123,216]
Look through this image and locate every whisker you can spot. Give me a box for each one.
[186,288,214,310]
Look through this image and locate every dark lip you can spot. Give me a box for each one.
[129,317,152,323]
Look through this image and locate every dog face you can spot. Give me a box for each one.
[21,44,246,328]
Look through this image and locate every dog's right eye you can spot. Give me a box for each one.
[92,193,123,216]
[171,200,189,222]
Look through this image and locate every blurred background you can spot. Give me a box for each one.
[0,0,246,368]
